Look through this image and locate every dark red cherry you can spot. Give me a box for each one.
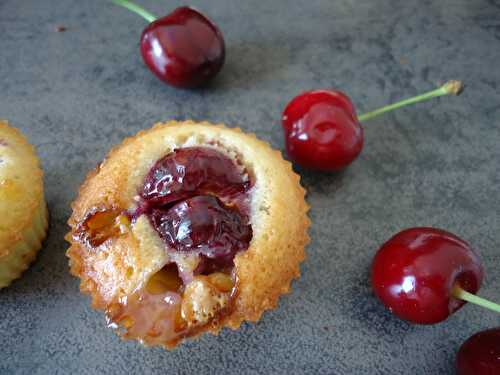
[282,90,364,171]
[140,6,225,88]
[150,195,252,260]
[456,328,500,375]
[141,147,249,206]
[371,227,484,324]
[138,147,253,271]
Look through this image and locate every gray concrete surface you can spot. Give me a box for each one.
[1,0,500,374]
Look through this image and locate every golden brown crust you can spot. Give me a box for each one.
[66,120,310,346]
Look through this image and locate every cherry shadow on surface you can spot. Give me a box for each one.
[204,39,292,91]
[344,261,413,334]
[133,37,291,95]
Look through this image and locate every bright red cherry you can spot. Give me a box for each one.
[282,90,363,171]
[456,328,500,375]
[113,1,225,88]
[282,81,464,171]
[371,227,484,324]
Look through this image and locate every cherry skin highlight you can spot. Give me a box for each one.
[140,6,225,88]
[371,227,484,324]
[282,90,364,171]
[456,328,500,375]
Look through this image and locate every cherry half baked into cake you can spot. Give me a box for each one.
[66,121,310,348]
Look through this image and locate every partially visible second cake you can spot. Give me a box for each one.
[0,120,48,289]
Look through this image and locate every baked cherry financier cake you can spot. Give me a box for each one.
[0,120,48,289]
[66,120,310,348]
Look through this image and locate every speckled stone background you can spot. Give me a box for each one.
[1,0,500,374]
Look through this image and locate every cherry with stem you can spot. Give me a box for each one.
[371,227,500,324]
[282,81,464,171]
[111,0,226,88]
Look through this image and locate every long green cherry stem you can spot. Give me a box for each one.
[452,284,500,314]
[111,0,157,23]
[358,80,463,122]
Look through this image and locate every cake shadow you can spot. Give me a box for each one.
[295,167,347,197]
[0,208,74,299]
